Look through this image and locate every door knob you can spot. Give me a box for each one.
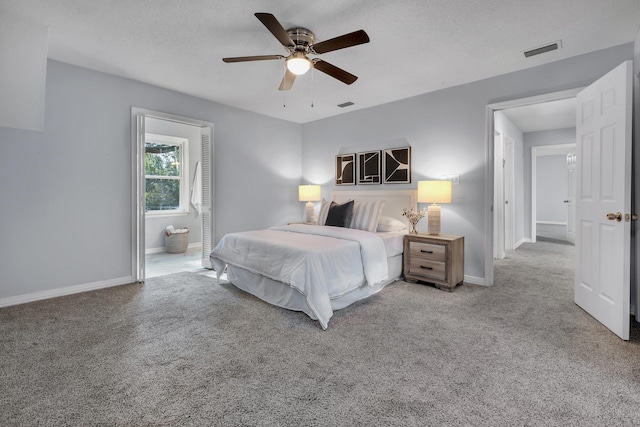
[606,212,622,222]
[626,214,639,222]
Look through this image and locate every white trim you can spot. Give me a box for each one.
[485,87,583,286]
[144,133,190,216]
[464,275,485,286]
[131,107,215,283]
[0,276,133,308]
[488,88,585,111]
[537,221,567,226]
[145,242,202,255]
[515,237,531,249]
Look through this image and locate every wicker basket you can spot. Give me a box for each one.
[165,228,189,254]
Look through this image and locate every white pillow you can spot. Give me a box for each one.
[317,199,332,225]
[350,200,385,232]
[376,216,407,232]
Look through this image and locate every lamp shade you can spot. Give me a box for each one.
[298,185,321,202]
[286,53,311,75]
[418,180,452,204]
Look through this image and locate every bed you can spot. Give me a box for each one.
[210,190,416,329]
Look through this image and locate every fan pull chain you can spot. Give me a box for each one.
[311,67,314,108]
[283,62,287,108]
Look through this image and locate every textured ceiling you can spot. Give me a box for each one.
[502,98,577,133]
[3,0,640,123]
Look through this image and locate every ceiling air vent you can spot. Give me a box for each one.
[337,101,354,108]
[524,41,561,58]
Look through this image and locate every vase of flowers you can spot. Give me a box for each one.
[403,207,427,234]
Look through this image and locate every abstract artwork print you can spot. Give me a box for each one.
[335,154,356,185]
[383,147,411,184]
[357,150,381,184]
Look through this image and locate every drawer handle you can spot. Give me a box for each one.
[420,265,433,270]
[420,250,434,254]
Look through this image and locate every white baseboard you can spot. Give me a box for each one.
[464,275,485,286]
[145,242,202,255]
[537,221,567,226]
[0,276,134,308]
[515,238,531,249]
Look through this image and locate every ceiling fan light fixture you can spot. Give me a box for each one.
[286,53,311,75]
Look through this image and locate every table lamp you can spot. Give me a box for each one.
[418,180,452,235]
[298,185,321,223]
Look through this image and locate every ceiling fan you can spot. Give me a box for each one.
[223,13,370,91]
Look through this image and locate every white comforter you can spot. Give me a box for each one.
[209,224,388,329]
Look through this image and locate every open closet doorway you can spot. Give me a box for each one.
[131,108,214,282]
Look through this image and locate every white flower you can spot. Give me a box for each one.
[402,207,427,224]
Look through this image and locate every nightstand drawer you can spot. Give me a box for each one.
[409,241,445,262]
[408,259,446,281]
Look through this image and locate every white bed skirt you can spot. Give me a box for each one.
[226,254,403,322]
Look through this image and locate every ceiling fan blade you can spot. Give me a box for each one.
[311,30,370,54]
[279,69,296,91]
[223,55,284,63]
[255,13,295,48]
[313,60,358,85]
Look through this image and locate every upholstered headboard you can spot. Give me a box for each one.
[330,190,417,226]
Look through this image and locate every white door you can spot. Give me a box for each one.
[504,136,515,251]
[493,130,505,259]
[566,153,576,244]
[575,61,632,340]
[200,127,214,268]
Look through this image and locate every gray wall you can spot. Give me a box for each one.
[144,117,202,251]
[1,41,636,302]
[523,128,576,238]
[301,43,634,281]
[536,155,569,224]
[0,60,301,301]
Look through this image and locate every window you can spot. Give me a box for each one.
[145,133,189,215]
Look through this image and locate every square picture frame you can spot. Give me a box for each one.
[357,150,382,184]
[335,153,356,185]
[383,146,412,184]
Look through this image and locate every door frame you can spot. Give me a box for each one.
[130,107,215,282]
[484,88,583,285]
[531,143,576,243]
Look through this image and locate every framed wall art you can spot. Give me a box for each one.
[383,146,411,184]
[335,153,356,185]
[357,150,381,184]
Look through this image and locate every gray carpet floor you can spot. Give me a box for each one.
[2,241,640,426]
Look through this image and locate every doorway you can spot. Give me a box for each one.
[531,144,576,245]
[484,88,582,285]
[131,108,214,282]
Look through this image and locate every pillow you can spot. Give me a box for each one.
[350,200,385,232]
[376,216,408,232]
[317,199,332,225]
[325,200,355,228]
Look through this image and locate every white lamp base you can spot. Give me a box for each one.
[427,204,441,235]
[305,201,315,223]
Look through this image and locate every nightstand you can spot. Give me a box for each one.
[403,233,464,291]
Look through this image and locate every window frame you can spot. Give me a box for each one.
[144,133,190,216]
